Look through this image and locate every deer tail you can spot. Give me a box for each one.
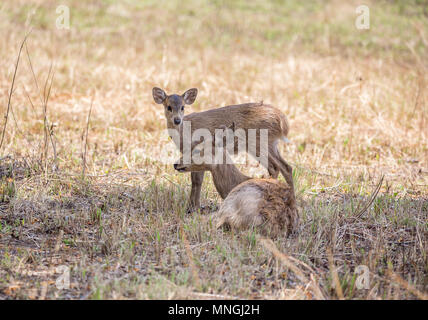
[279,113,290,138]
[281,136,291,143]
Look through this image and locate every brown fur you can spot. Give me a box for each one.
[216,179,298,237]
[153,87,294,210]
[175,148,299,237]
[216,178,298,237]
[253,179,298,236]
[174,139,251,199]
[206,161,251,199]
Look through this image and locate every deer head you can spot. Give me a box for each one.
[152,87,198,127]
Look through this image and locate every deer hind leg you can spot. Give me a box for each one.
[246,141,279,178]
[189,171,205,212]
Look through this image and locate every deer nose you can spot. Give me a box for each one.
[174,117,181,125]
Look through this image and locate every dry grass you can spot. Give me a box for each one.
[0,0,427,299]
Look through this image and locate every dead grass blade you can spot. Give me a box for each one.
[82,95,94,178]
[42,63,55,170]
[180,225,201,289]
[327,248,344,299]
[25,41,43,108]
[0,32,30,153]
[259,237,325,300]
[189,292,240,300]
[387,270,428,300]
[351,175,384,221]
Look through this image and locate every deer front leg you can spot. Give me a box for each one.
[189,171,205,212]
[267,155,280,179]
[270,148,295,196]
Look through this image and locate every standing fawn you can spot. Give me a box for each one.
[174,136,299,237]
[152,87,294,210]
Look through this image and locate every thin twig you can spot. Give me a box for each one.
[259,237,325,300]
[42,63,55,174]
[387,270,428,300]
[351,175,384,221]
[0,32,31,153]
[25,40,44,108]
[189,292,240,300]
[46,67,57,169]
[327,248,344,299]
[25,41,58,171]
[22,86,39,118]
[82,95,94,178]
[180,224,201,289]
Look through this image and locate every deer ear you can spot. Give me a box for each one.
[182,88,198,105]
[152,87,167,104]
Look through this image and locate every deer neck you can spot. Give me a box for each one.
[167,122,183,149]
[210,163,251,199]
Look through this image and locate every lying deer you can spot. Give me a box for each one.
[152,87,294,210]
[174,132,299,237]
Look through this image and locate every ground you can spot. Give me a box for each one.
[0,0,427,299]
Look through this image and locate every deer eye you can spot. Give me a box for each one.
[167,106,172,112]
[181,106,184,111]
